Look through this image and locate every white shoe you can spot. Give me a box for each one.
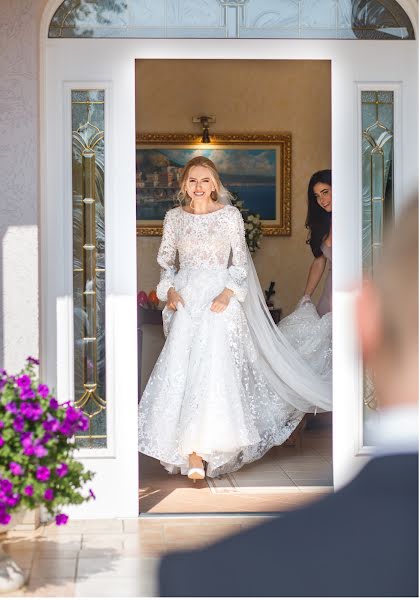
[187,466,205,482]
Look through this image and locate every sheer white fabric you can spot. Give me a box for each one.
[138,205,331,477]
[278,303,332,382]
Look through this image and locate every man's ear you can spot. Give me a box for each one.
[355,280,382,363]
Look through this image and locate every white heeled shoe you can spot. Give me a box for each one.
[187,456,206,482]
[187,466,205,482]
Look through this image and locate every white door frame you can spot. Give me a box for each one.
[40,2,418,518]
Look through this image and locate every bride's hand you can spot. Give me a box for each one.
[166,287,184,311]
[210,288,234,313]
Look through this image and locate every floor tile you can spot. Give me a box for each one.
[9,580,76,597]
[82,534,125,551]
[30,557,77,580]
[77,556,144,580]
[75,575,154,597]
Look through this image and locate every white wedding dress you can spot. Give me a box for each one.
[138,205,330,478]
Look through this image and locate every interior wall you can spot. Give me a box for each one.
[136,59,331,317]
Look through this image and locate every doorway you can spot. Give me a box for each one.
[136,58,333,513]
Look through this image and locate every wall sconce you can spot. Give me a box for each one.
[192,115,216,143]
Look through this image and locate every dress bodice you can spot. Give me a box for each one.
[156,205,249,303]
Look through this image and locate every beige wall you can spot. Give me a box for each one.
[136,59,331,316]
[0,0,46,371]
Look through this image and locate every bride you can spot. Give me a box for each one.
[138,156,331,481]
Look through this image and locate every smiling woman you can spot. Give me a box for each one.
[138,155,332,485]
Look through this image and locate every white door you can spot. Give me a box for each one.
[42,31,417,517]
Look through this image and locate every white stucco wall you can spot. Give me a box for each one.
[0,0,46,371]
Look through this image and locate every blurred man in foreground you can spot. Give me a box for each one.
[159,199,418,597]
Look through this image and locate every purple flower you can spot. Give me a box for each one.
[49,398,59,410]
[34,444,47,458]
[0,437,4,448]
[65,406,81,423]
[21,433,34,455]
[44,488,54,501]
[6,493,20,507]
[24,485,34,497]
[20,388,36,401]
[0,380,6,391]
[5,402,18,414]
[0,480,13,494]
[17,375,31,389]
[0,421,5,429]
[30,403,43,421]
[59,422,73,437]
[38,384,49,398]
[13,417,25,433]
[42,418,60,432]
[9,462,24,476]
[26,356,40,365]
[56,463,68,478]
[20,402,33,418]
[35,466,50,482]
[55,513,68,526]
[89,489,96,500]
[78,415,89,432]
[0,513,11,525]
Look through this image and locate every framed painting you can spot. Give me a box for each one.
[136,133,292,236]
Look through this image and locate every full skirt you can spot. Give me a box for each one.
[138,268,304,478]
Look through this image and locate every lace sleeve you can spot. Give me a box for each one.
[226,208,248,302]
[156,210,178,302]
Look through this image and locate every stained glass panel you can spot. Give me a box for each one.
[72,89,107,449]
[48,0,415,39]
[361,90,394,444]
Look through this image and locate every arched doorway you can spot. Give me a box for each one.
[40,0,418,518]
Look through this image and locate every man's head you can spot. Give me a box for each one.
[357,199,418,410]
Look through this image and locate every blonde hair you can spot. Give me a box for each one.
[177,156,232,205]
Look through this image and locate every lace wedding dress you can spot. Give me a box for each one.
[138,205,308,477]
[278,243,332,382]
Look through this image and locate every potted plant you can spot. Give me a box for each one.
[0,357,95,592]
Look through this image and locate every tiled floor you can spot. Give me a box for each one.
[3,515,272,597]
[140,422,333,512]
[2,422,332,597]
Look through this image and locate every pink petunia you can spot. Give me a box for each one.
[44,488,54,501]
[56,463,69,478]
[55,513,68,526]
[38,384,49,398]
[9,462,24,476]
[36,466,50,482]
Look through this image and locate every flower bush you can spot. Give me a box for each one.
[230,192,263,253]
[0,358,95,526]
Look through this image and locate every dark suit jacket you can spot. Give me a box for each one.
[159,454,418,597]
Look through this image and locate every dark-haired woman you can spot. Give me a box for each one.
[278,169,332,383]
[302,170,332,316]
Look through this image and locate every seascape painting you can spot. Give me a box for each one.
[136,134,291,236]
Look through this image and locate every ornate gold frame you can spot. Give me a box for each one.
[136,133,292,236]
